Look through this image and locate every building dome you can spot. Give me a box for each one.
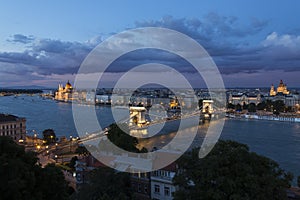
[65,80,72,89]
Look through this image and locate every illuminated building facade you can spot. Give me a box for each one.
[228,93,262,105]
[0,114,26,142]
[55,80,76,101]
[270,80,290,96]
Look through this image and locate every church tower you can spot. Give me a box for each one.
[270,84,276,96]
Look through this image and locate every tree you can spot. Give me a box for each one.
[257,101,266,111]
[265,100,273,112]
[273,100,285,114]
[35,164,70,200]
[75,146,89,156]
[75,167,132,200]
[248,103,257,113]
[235,103,242,112]
[285,106,293,113]
[0,136,71,200]
[106,123,147,153]
[69,156,78,169]
[227,103,235,110]
[242,102,248,110]
[173,140,293,200]
[42,129,57,144]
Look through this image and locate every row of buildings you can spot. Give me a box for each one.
[228,80,300,108]
[55,80,300,111]
[54,81,198,110]
[75,154,177,200]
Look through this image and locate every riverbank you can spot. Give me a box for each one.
[226,112,300,123]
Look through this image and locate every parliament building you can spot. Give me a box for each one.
[55,81,76,102]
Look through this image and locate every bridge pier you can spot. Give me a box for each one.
[202,100,214,120]
[129,107,146,126]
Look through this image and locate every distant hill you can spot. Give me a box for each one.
[1,85,49,90]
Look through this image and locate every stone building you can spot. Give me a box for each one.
[55,80,77,102]
[151,163,177,200]
[0,114,26,142]
[270,80,290,96]
[228,93,262,105]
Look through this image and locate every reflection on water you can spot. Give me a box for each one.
[0,95,300,182]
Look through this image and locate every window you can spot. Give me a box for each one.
[154,184,160,194]
[144,185,148,193]
[138,183,141,192]
[164,186,170,196]
[131,182,136,190]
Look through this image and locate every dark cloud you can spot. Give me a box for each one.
[0,37,93,76]
[135,15,300,75]
[7,34,35,44]
[0,14,300,87]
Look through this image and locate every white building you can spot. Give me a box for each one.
[228,93,262,105]
[86,91,96,104]
[0,114,26,142]
[95,94,111,104]
[151,163,177,200]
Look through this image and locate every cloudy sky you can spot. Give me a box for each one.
[0,0,300,88]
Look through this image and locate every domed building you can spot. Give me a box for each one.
[55,81,75,101]
[270,80,290,96]
[65,81,73,90]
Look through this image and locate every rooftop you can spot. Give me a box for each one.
[0,114,24,122]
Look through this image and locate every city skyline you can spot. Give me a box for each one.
[0,1,300,87]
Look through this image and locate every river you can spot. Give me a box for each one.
[0,94,299,183]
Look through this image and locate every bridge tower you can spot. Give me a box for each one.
[202,100,214,119]
[129,107,146,126]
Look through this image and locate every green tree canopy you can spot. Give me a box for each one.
[227,103,235,110]
[173,140,293,200]
[248,102,257,113]
[105,123,147,153]
[256,101,266,111]
[42,129,57,144]
[235,103,242,111]
[75,167,131,200]
[0,136,70,200]
[273,100,285,114]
